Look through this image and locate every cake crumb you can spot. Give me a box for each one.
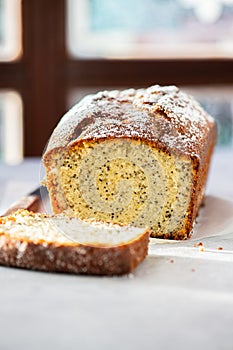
[217,246,223,250]
[194,242,204,250]
[170,259,174,263]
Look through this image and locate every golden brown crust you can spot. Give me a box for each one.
[0,212,149,275]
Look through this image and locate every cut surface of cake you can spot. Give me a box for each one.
[0,210,149,275]
[43,85,217,240]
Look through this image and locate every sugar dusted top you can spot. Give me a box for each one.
[0,210,147,247]
[44,85,216,161]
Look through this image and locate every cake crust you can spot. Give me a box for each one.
[44,85,216,160]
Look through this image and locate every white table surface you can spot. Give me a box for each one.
[0,149,233,350]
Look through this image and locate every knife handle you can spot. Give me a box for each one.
[3,195,41,216]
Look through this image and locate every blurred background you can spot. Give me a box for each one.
[0,0,233,163]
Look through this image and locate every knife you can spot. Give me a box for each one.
[3,186,49,217]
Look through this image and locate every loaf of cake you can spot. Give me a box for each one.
[43,85,217,240]
[0,210,149,275]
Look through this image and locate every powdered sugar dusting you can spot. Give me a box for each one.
[43,85,216,161]
[0,211,146,247]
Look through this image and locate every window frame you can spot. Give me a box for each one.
[0,0,233,156]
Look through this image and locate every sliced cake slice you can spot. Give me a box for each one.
[0,210,149,275]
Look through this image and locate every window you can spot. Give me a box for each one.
[0,91,23,164]
[67,0,233,59]
[0,0,22,61]
[0,0,233,158]
[0,0,22,164]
